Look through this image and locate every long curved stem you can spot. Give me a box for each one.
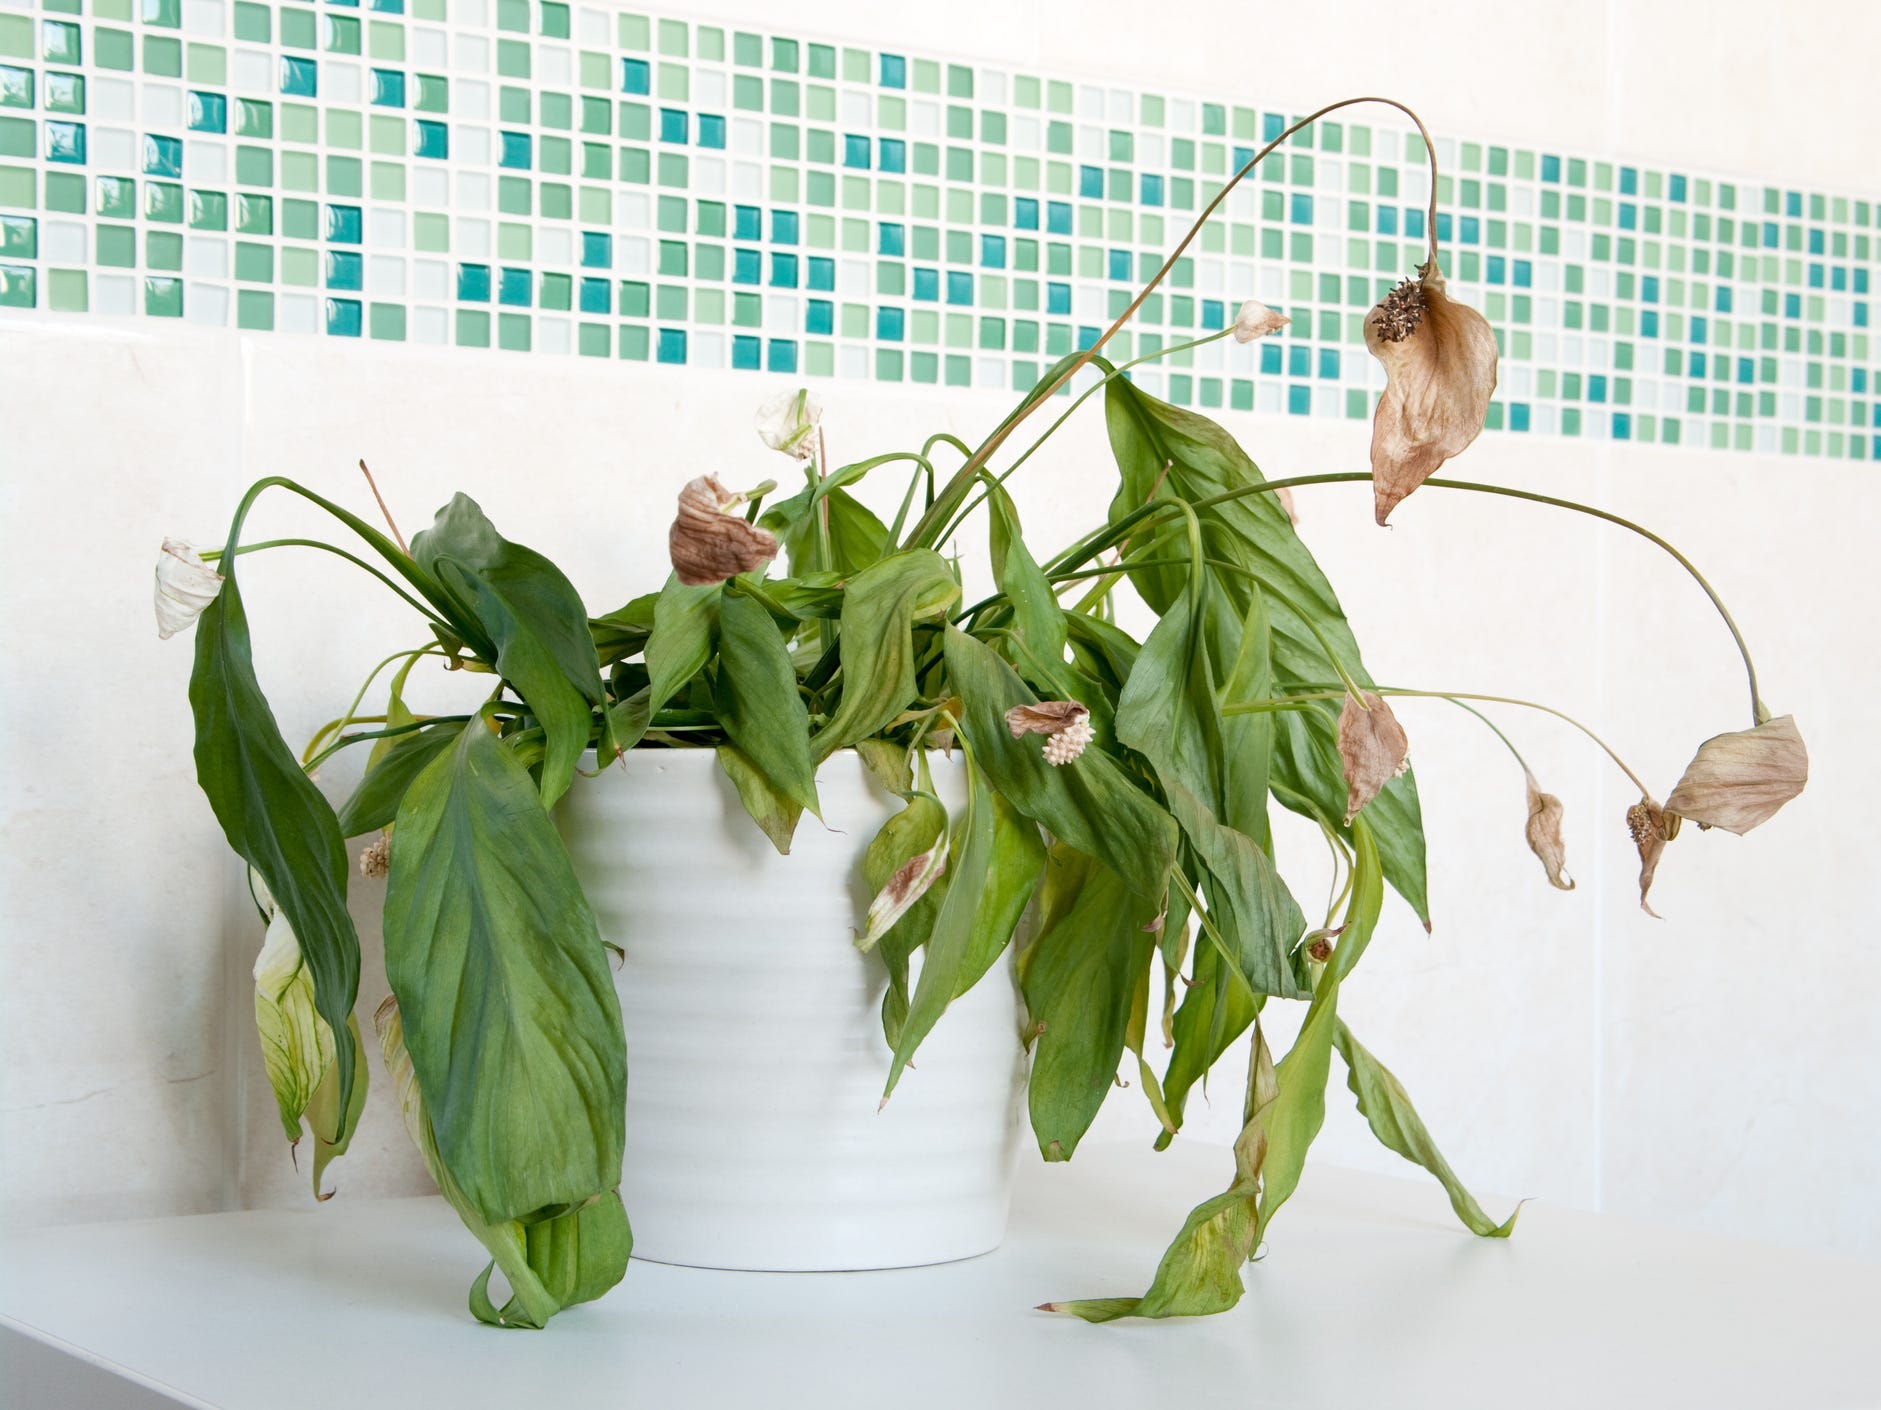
[904,96,1443,549]
[209,538,451,630]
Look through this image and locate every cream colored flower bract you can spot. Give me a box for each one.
[1336,691,1410,823]
[668,475,781,586]
[1665,715,1808,835]
[755,388,824,460]
[1364,262,1499,526]
[1232,299,1289,344]
[154,538,224,639]
[1523,772,1574,891]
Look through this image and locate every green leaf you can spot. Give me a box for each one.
[985,484,1071,690]
[1334,1021,1521,1238]
[811,550,960,762]
[383,722,626,1231]
[1021,848,1155,1160]
[1047,821,1385,1321]
[714,587,818,818]
[410,495,606,807]
[860,786,951,1050]
[335,719,466,837]
[191,576,361,1117]
[1104,380,1429,924]
[856,738,914,797]
[715,743,806,855]
[883,748,997,1099]
[1157,937,1259,1150]
[943,625,1177,903]
[376,998,629,1330]
[954,790,1046,998]
[643,577,720,716]
[590,591,659,667]
[760,482,890,577]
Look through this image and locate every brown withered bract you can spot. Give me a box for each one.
[1664,714,1807,835]
[1004,700,1089,738]
[1365,262,1500,526]
[668,474,780,586]
[1626,797,1680,917]
[1523,772,1575,891]
[1336,691,1410,823]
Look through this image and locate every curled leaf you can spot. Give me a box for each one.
[1232,299,1289,344]
[1336,692,1410,824]
[1665,715,1807,835]
[755,387,824,459]
[668,475,780,586]
[154,537,224,639]
[857,832,949,953]
[250,874,337,1147]
[1626,797,1679,917]
[1364,263,1499,525]
[1523,771,1574,891]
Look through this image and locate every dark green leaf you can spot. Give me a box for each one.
[760,482,890,577]
[1335,1021,1521,1238]
[643,577,719,716]
[335,719,466,837]
[410,495,605,807]
[1021,849,1155,1160]
[954,790,1045,998]
[985,484,1071,691]
[812,550,959,762]
[942,626,1177,902]
[590,591,659,666]
[714,587,818,817]
[191,577,361,1116]
[383,722,626,1230]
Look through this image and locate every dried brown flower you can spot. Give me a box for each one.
[1364,262,1500,526]
[1004,701,1090,738]
[1232,299,1289,344]
[669,475,781,586]
[1664,715,1807,835]
[1523,772,1574,891]
[1336,691,1410,823]
[1626,797,1680,918]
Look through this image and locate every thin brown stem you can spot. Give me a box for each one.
[357,459,410,556]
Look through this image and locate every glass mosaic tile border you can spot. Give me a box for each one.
[0,0,1876,458]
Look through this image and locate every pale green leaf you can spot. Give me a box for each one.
[812,550,960,761]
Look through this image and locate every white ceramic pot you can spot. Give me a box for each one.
[559,749,1028,1272]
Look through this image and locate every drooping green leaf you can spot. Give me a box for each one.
[1047,820,1385,1321]
[985,484,1071,691]
[642,576,719,716]
[410,495,606,807]
[942,625,1177,903]
[376,998,628,1330]
[856,738,914,797]
[1157,936,1261,1151]
[812,550,960,762]
[714,587,818,818]
[589,591,659,667]
[191,576,361,1117]
[860,786,950,1049]
[1335,1021,1521,1238]
[306,1016,369,1201]
[760,482,890,578]
[335,719,466,837]
[715,743,806,855]
[383,721,626,1232]
[1104,379,1429,924]
[1021,849,1155,1160]
[953,790,1046,998]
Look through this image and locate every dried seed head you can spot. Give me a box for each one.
[1042,719,1093,766]
[1626,797,1678,917]
[1370,278,1428,344]
[1524,772,1575,891]
[1336,691,1411,823]
[1664,715,1807,835]
[668,474,781,586]
[1004,700,1090,738]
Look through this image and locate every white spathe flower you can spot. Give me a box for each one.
[155,538,224,639]
[251,891,337,1144]
[755,388,824,460]
[1232,299,1289,344]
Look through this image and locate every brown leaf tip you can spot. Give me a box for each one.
[1371,277,1428,343]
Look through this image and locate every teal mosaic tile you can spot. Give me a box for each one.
[0,3,1874,458]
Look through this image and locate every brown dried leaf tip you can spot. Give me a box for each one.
[669,474,780,586]
[1665,715,1807,836]
[1523,772,1575,891]
[1005,700,1093,766]
[1626,797,1680,918]
[1336,692,1410,823]
[1365,262,1500,526]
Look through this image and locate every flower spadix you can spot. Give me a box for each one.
[668,475,781,586]
[1364,262,1499,526]
[1336,691,1410,823]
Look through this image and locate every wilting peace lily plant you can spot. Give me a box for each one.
[160,98,1806,1329]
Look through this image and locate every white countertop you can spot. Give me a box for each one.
[2,1138,1875,1410]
